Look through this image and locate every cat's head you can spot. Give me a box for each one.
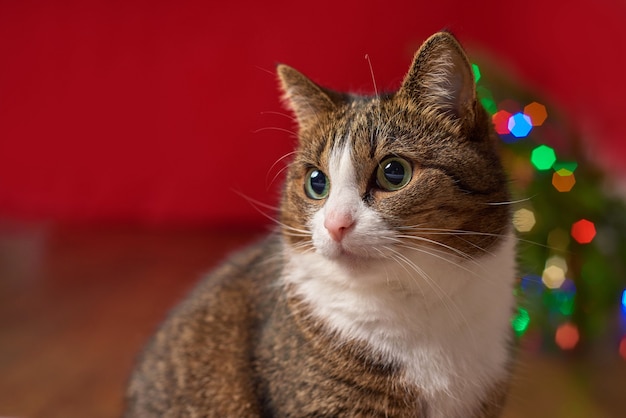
[277,32,510,267]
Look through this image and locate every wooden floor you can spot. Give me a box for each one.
[0,223,624,417]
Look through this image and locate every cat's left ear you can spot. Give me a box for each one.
[398,32,475,121]
[277,64,344,128]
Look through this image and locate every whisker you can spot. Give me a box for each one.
[395,243,496,284]
[253,126,299,137]
[259,110,297,122]
[384,246,477,348]
[396,225,555,251]
[266,150,297,188]
[381,233,501,286]
[484,196,536,206]
[231,190,312,237]
[394,234,478,263]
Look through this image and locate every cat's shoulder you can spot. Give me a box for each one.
[177,232,284,313]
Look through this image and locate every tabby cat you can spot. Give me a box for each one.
[125,32,516,417]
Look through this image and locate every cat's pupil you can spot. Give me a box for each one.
[383,161,405,185]
[310,170,327,194]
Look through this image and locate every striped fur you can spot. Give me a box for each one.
[126,32,515,417]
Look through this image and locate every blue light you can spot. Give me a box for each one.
[508,112,533,138]
[622,289,626,309]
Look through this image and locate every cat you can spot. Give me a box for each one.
[125,31,516,417]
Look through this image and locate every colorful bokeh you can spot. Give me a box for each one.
[531,145,557,170]
[524,102,548,126]
[555,323,580,350]
[571,219,596,244]
[477,60,625,359]
[552,170,576,192]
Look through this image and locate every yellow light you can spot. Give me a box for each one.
[542,255,568,289]
[542,265,566,289]
[547,228,570,251]
[513,208,536,233]
[546,255,568,274]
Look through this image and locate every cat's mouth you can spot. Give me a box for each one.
[320,241,381,264]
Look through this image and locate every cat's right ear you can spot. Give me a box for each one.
[277,64,341,128]
[397,32,475,122]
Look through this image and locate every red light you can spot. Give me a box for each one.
[555,323,579,350]
[620,337,626,360]
[492,110,512,135]
[571,219,596,244]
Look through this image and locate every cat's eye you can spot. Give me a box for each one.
[305,168,329,200]
[376,157,412,191]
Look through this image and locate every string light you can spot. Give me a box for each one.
[508,112,533,138]
[552,170,576,192]
[555,323,579,350]
[511,308,530,336]
[472,63,481,83]
[513,208,536,232]
[530,145,556,170]
[492,110,512,135]
[553,161,578,174]
[547,228,570,250]
[571,219,596,244]
[523,102,548,126]
[477,86,497,114]
[477,61,625,353]
[542,265,566,289]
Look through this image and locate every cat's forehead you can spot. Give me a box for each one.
[299,96,429,161]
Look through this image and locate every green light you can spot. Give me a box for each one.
[472,63,481,83]
[530,145,557,171]
[553,161,578,174]
[511,307,530,336]
[477,86,497,115]
[558,295,575,316]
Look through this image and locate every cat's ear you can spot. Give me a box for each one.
[398,32,475,120]
[277,64,343,127]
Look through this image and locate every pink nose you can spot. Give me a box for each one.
[324,211,355,242]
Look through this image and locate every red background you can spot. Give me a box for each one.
[1,0,625,227]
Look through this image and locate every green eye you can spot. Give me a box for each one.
[305,168,330,199]
[376,157,412,191]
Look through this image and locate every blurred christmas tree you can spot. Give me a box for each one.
[472,59,626,357]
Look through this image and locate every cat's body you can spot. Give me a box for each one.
[126,32,516,417]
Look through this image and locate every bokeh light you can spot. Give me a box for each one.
[555,323,579,350]
[546,255,568,274]
[552,170,576,192]
[513,208,536,232]
[511,307,530,336]
[530,145,556,170]
[571,219,596,244]
[553,161,578,174]
[542,265,566,289]
[508,112,533,138]
[472,63,481,83]
[621,289,626,310]
[547,228,570,251]
[552,279,576,315]
[477,86,497,115]
[492,110,512,135]
[521,274,544,296]
[620,337,626,360]
[523,102,548,126]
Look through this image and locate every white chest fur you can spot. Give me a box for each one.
[282,142,516,417]
[283,231,517,418]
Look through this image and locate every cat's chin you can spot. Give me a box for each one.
[317,244,380,267]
